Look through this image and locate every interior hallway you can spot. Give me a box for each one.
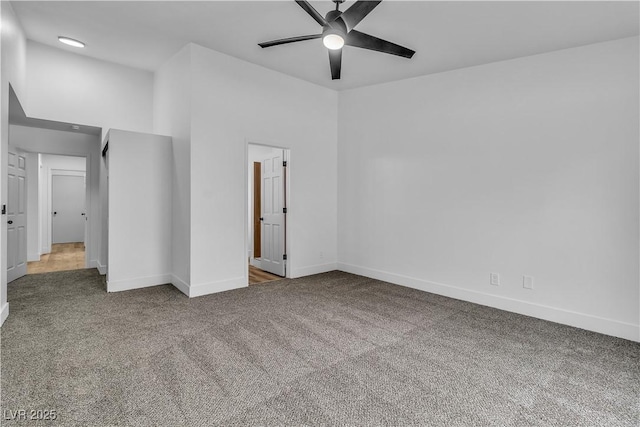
[27,242,85,274]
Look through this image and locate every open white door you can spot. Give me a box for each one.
[260,150,286,277]
[7,149,27,283]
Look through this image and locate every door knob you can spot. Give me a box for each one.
[81,213,86,216]
[260,217,264,221]
[53,212,57,215]
[7,220,12,224]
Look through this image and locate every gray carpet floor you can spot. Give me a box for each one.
[1,269,638,426]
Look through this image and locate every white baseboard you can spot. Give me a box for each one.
[107,273,171,293]
[171,275,247,298]
[88,259,107,274]
[28,252,40,262]
[189,276,247,298]
[171,274,190,297]
[96,261,107,275]
[249,258,261,268]
[291,262,337,278]
[337,262,640,343]
[0,303,9,327]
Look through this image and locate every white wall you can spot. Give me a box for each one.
[153,45,192,288]
[17,41,155,273]
[189,43,338,296]
[9,125,100,270]
[107,130,172,292]
[0,1,27,325]
[25,41,154,138]
[39,154,86,253]
[338,37,640,341]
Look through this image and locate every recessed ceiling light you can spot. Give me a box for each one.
[71,125,80,130]
[58,36,85,48]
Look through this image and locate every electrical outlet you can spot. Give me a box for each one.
[490,273,500,286]
[523,275,534,290]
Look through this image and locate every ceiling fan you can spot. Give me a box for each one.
[258,0,415,80]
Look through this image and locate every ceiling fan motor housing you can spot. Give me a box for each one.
[324,10,347,37]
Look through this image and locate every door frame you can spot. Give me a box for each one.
[245,140,291,283]
[38,154,92,268]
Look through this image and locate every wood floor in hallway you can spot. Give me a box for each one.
[249,265,282,285]
[27,242,86,274]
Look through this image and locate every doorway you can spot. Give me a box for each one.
[27,154,87,275]
[247,143,290,285]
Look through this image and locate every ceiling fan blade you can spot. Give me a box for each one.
[259,34,322,48]
[295,0,328,26]
[329,49,342,80]
[346,29,415,58]
[340,0,382,31]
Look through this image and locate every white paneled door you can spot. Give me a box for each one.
[52,175,86,244]
[7,149,27,283]
[260,150,286,277]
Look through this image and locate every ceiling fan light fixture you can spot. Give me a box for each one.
[58,36,85,48]
[258,0,415,80]
[322,28,345,50]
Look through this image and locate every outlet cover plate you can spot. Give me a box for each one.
[490,273,500,286]
[523,275,534,290]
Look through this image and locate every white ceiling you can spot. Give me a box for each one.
[11,1,640,91]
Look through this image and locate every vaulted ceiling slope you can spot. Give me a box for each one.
[12,1,640,91]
